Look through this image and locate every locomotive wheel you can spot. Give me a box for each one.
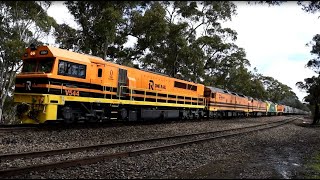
[87,117,98,123]
[62,106,75,124]
[160,111,165,121]
[64,116,75,124]
[120,108,128,120]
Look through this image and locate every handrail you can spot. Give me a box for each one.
[119,85,205,106]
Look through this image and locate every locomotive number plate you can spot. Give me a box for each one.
[65,89,80,96]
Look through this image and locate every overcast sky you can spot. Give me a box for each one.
[47,1,320,102]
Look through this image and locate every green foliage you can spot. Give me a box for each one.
[306,152,320,179]
[55,1,147,65]
[298,1,320,13]
[54,23,80,51]
[305,34,320,73]
[296,76,320,117]
[296,33,320,124]
[297,76,320,103]
[2,96,17,124]
[131,1,239,82]
[259,76,293,103]
[247,1,286,6]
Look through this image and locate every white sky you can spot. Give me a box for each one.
[47,1,320,102]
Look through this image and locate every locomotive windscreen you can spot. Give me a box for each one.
[22,58,54,73]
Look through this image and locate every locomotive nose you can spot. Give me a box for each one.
[16,103,37,124]
[16,103,30,116]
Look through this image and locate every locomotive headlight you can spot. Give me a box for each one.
[30,51,36,56]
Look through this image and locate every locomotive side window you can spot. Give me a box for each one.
[71,64,79,76]
[174,81,186,89]
[65,63,72,75]
[79,65,86,78]
[187,84,197,91]
[98,68,102,77]
[174,81,197,91]
[58,61,65,74]
[58,60,86,79]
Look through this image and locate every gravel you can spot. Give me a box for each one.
[0,116,286,154]
[2,115,317,179]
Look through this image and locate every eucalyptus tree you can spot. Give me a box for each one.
[257,75,300,104]
[0,1,57,123]
[54,1,148,67]
[296,34,320,124]
[131,1,245,83]
[297,76,320,124]
[298,1,320,13]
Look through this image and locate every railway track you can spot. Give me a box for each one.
[0,125,38,133]
[0,116,299,177]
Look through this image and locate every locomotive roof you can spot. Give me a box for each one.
[46,46,201,85]
[206,86,226,93]
[206,86,248,98]
[47,46,107,64]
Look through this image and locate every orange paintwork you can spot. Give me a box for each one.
[251,99,267,113]
[204,87,250,112]
[277,104,284,113]
[19,45,204,100]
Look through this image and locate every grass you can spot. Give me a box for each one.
[306,153,320,179]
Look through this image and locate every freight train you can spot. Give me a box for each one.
[13,44,309,124]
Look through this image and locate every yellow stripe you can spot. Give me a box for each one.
[14,93,205,109]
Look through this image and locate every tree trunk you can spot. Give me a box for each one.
[0,107,2,124]
[312,103,319,125]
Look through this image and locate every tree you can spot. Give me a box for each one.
[296,33,320,124]
[298,1,320,13]
[0,1,57,123]
[55,1,147,65]
[258,76,293,103]
[131,1,240,82]
[297,76,320,124]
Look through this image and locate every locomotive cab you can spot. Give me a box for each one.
[14,44,90,124]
